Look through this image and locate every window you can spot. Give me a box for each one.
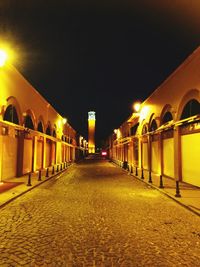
[181,99,200,119]
[149,119,157,132]
[130,123,139,136]
[24,115,34,130]
[37,121,44,133]
[3,105,19,124]
[142,124,148,134]
[162,112,173,124]
[46,125,51,136]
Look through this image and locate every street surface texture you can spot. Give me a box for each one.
[0,156,200,267]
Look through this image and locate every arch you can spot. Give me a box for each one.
[37,121,44,133]
[162,111,173,124]
[52,124,57,138]
[149,113,159,132]
[3,104,19,124]
[149,119,158,132]
[177,89,200,120]
[46,122,52,136]
[142,124,148,135]
[37,115,45,133]
[149,113,155,126]
[52,129,57,138]
[24,115,34,130]
[5,96,22,125]
[23,109,36,130]
[180,99,200,120]
[160,104,174,123]
[130,122,139,136]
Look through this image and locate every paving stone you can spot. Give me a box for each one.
[0,160,200,266]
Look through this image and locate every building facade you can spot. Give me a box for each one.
[0,62,87,181]
[108,47,200,187]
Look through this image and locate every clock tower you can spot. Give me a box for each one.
[88,111,95,154]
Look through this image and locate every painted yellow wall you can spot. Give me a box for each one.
[23,139,33,174]
[151,141,159,174]
[142,143,148,169]
[1,135,17,179]
[163,138,174,178]
[181,133,200,187]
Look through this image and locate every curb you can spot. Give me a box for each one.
[0,164,74,209]
[130,172,200,218]
[110,161,200,217]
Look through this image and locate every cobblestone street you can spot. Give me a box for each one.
[0,158,200,267]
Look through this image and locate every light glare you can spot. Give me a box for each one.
[63,118,67,124]
[0,49,8,67]
[133,102,141,112]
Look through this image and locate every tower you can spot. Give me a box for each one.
[88,111,96,154]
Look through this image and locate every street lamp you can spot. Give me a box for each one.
[63,118,67,124]
[133,101,141,113]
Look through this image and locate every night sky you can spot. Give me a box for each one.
[0,0,200,147]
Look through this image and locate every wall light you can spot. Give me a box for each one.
[133,102,141,113]
[63,118,67,124]
[140,106,149,120]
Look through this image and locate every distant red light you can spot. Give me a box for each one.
[101,151,107,156]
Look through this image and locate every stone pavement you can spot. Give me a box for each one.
[1,159,200,267]
[0,160,200,218]
[0,162,72,209]
[126,166,200,217]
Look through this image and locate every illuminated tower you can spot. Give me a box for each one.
[88,111,96,154]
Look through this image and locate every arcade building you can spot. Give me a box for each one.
[0,57,88,181]
[108,47,200,188]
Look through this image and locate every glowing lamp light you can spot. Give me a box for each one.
[140,106,149,120]
[63,118,67,124]
[0,49,8,67]
[114,129,118,134]
[133,102,141,113]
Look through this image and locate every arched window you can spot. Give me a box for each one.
[61,135,65,141]
[37,121,44,133]
[142,124,148,134]
[180,99,200,120]
[46,125,51,136]
[149,119,157,132]
[130,123,139,136]
[24,115,34,130]
[162,111,173,124]
[52,129,56,138]
[3,105,19,124]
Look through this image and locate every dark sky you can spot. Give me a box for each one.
[0,0,200,147]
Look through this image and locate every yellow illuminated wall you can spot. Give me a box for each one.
[163,138,174,178]
[181,133,200,187]
[142,142,148,169]
[151,141,159,174]
[88,111,95,153]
